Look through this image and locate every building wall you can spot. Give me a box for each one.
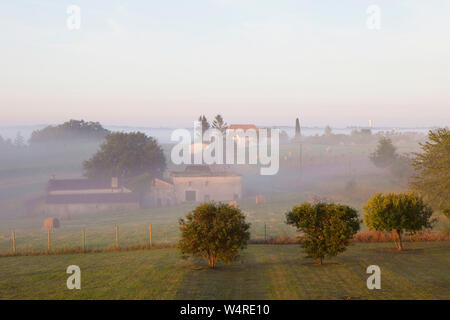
[144,185,176,207]
[48,188,132,195]
[172,176,242,202]
[42,202,139,215]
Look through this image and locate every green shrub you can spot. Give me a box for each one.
[178,202,250,268]
[363,192,434,251]
[286,202,360,265]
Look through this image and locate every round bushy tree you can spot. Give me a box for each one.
[83,132,166,179]
[178,202,250,269]
[286,202,360,265]
[363,192,434,251]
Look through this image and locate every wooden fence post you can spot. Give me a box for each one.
[149,224,152,249]
[115,225,119,249]
[47,229,51,254]
[82,227,86,252]
[12,230,16,254]
[264,223,267,243]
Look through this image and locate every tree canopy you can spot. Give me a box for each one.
[409,128,449,215]
[14,132,25,147]
[389,154,414,184]
[0,135,13,150]
[198,115,210,133]
[30,119,109,144]
[369,137,397,168]
[83,132,166,180]
[286,202,360,265]
[178,202,250,269]
[211,114,228,134]
[294,117,301,139]
[363,192,434,250]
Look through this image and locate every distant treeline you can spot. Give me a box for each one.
[0,135,16,150]
[301,128,425,145]
[29,119,109,144]
[0,120,109,170]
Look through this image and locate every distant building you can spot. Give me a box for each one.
[143,165,242,207]
[38,165,243,214]
[42,177,140,215]
[227,124,259,132]
[170,165,242,203]
[144,178,176,208]
[227,124,259,143]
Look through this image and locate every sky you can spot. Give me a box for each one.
[1,0,449,128]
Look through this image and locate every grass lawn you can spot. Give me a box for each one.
[1,187,448,254]
[0,242,448,300]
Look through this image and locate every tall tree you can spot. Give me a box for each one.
[286,202,360,265]
[364,192,434,250]
[369,137,397,168]
[410,128,449,215]
[198,115,210,133]
[83,132,166,179]
[212,114,228,134]
[294,118,301,140]
[14,132,25,148]
[324,125,333,136]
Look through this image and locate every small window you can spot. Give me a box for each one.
[188,181,192,186]
[233,193,239,200]
[204,195,210,202]
[205,181,209,187]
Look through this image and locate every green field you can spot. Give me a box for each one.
[1,184,448,254]
[0,186,400,254]
[0,242,449,299]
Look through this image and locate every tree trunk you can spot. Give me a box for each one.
[317,257,323,265]
[396,230,403,251]
[208,256,215,269]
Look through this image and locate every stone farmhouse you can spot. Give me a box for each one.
[144,165,242,207]
[171,165,242,203]
[39,165,242,214]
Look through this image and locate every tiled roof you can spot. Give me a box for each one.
[185,165,212,174]
[46,193,139,204]
[47,178,124,191]
[170,165,240,177]
[228,124,258,131]
[152,178,174,187]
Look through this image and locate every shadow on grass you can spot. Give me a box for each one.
[372,247,425,254]
[300,261,341,267]
[342,295,362,300]
[189,265,210,271]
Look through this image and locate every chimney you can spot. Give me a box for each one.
[111,177,118,189]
